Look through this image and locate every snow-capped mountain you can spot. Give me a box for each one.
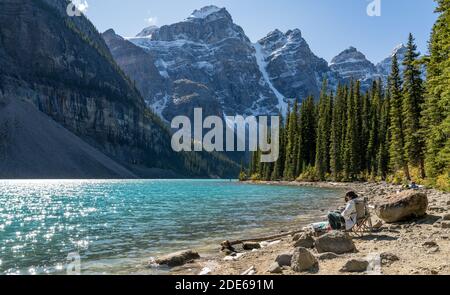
[257,29,339,107]
[135,25,159,38]
[103,5,409,122]
[376,44,408,78]
[114,5,280,121]
[330,47,381,90]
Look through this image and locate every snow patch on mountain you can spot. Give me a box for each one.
[188,5,222,19]
[254,43,287,114]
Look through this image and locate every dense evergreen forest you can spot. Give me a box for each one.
[241,0,449,191]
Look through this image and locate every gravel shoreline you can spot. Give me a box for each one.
[169,181,450,275]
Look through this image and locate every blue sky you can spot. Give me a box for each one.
[85,0,437,63]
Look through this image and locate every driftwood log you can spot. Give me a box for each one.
[221,229,305,249]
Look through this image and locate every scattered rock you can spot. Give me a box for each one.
[380,252,400,265]
[422,240,438,248]
[427,247,440,254]
[431,269,439,275]
[314,231,356,254]
[267,262,283,274]
[293,233,315,248]
[155,250,200,267]
[375,191,428,223]
[243,242,261,250]
[442,214,450,221]
[316,252,341,261]
[275,253,293,267]
[442,221,450,229]
[291,247,318,272]
[340,259,369,273]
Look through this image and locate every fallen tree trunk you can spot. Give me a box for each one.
[222,229,305,248]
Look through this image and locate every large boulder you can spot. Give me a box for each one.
[155,250,200,267]
[375,191,428,223]
[314,231,356,254]
[291,247,318,272]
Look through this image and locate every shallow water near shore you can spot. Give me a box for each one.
[0,179,344,274]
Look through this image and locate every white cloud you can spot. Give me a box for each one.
[146,16,158,26]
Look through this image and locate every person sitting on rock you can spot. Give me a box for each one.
[327,191,359,230]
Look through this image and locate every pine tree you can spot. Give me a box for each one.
[283,101,299,180]
[330,84,346,180]
[315,80,332,180]
[298,96,317,172]
[403,33,426,178]
[361,86,372,173]
[343,81,356,180]
[389,54,410,180]
[367,80,382,176]
[422,0,450,183]
[377,86,391,179]
[271,112,285,180]
[353,80,363,174]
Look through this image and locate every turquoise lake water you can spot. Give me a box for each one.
[0,179,344,274]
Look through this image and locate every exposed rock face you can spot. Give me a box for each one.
[257,29,338,104]
[0,96,136,179]
[330,47,380,90]
[314,231,356,254]
[155,250,200,267]
[0,0,237,178]
[291,247,318,272]
[375,191,428,223]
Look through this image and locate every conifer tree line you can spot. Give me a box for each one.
[241,0,449,191]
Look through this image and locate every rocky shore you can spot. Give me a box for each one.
[155,182,450,275]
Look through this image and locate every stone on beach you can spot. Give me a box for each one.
[155,250,200,267]
[340,259,369,273]
[314,231,356,254]
[293,232,315,248]
[375,191,428,223]
[442,214,450,221]
[380,252,400,265]
[275,252,293,267]
[316,252,341,260]
[442,221,450,229]
[267,262,283,274]
[291,247,318,272]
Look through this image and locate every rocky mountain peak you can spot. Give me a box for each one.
[145,6,246,44]
[376,43,408,78]
[330,46,379,89]
[187,5,229,21]
[136,25,159,38]
[330,46,369,65]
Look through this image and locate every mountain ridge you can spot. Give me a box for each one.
[105,6,411,121]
